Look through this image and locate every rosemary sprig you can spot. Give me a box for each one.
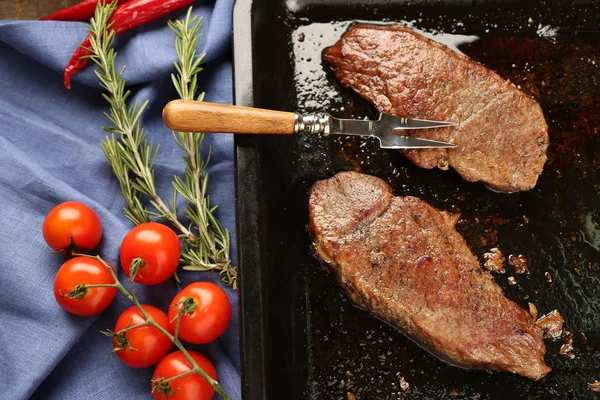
[168,10,236,288]
[86,2,148,226]
[88,2,237,288]
[91,2,187,232]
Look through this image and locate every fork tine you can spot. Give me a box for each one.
[379,113,457,130]
[378,135,456,149]
[395,118,458,130]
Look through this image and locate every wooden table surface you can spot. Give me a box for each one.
[0,0,80,20]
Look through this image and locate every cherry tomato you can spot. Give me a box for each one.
[53,256,116,316]
[120,222,181,285]
[152,350,216,400]
[168,282,231,344]
[113,305,173,369]
[42,201,103,252]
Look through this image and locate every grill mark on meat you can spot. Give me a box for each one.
[309,171,551,380]
[324,25,549,192]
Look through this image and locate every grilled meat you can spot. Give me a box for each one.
[324,25,549,192]
[309,171,551,380]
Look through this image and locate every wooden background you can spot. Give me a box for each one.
[0,0,79,19]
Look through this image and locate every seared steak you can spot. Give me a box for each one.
[324,25,549,192]
[309,171,551,380]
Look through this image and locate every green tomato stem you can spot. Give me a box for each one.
[128,257,145,281]
[174,307,183,341]
[158,368,196,385]
[80,283,118,288]
[115,321,151,335]
[63,283,117,299]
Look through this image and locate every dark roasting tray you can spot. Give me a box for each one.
[232,0,600,398]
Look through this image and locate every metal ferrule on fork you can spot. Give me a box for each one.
[294,113,331,136]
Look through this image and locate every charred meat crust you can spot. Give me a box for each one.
[309,171,551,380]
[323,24,549,192]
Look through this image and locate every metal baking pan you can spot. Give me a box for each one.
[232,0,600,398]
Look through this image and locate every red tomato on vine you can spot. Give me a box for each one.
[112,305,173,368]
[152,350,216,400]
[42,201,103,253]
[168,282,231,344]
[53,256,116,316]
[120,222,181,285]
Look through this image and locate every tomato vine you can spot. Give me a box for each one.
[70,253,231,400]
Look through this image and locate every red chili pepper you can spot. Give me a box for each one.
[40,0,129,22]
[63,0,195,89]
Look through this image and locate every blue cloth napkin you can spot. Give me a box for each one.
[0,1,239,399]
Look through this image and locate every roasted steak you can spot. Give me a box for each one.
[309,171,551,380]
[324,25,549,192]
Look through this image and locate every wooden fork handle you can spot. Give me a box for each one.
[162,100,296,134]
